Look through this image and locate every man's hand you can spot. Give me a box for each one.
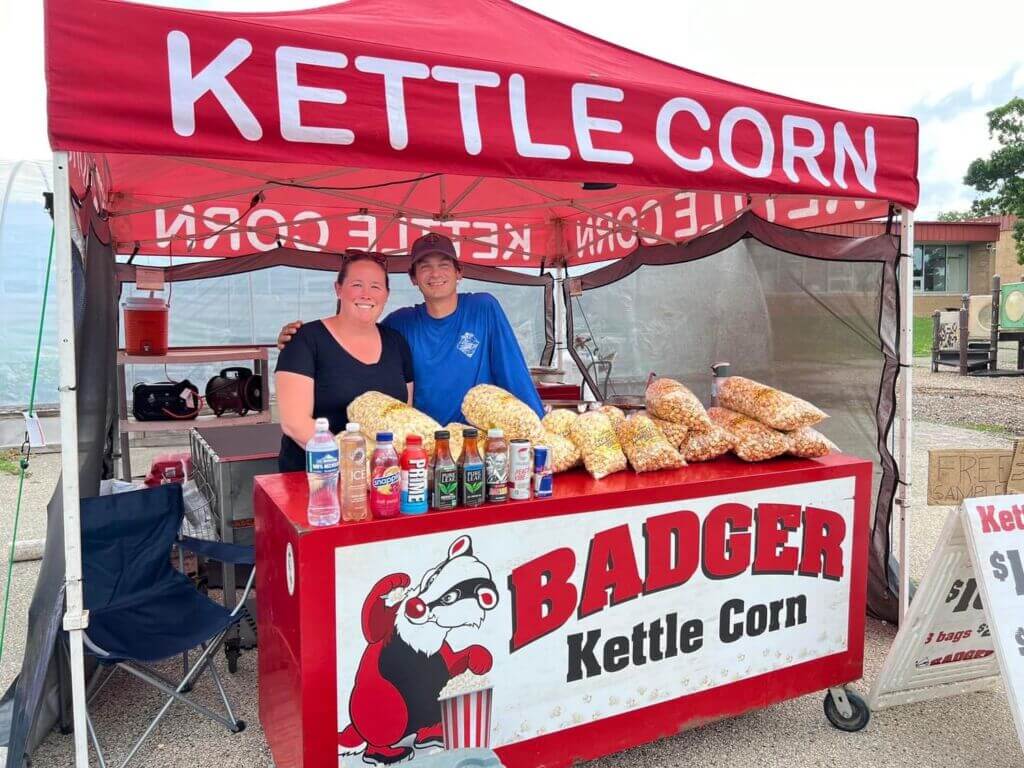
[277,321,302,350]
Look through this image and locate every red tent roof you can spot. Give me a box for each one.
[44,0,918,264]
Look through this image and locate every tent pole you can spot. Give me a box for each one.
[554,266,566,371]
[53,151,91,768]
[898,208,914,622]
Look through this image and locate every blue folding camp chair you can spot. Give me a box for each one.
[79,484,255,768]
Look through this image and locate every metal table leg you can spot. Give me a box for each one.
[212,451,241,673]
[117,362,132,480]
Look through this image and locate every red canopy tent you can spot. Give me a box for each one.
[47,0,917,264]
[33,1,919,766]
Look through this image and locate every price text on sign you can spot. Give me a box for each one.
[868,503,1003,715]
[963,495,1024,751]
[946,577,984,614]
[990,550,1024,597]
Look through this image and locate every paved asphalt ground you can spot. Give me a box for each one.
[0,400,1020,766]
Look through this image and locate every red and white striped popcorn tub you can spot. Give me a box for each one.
[439,686,494,750]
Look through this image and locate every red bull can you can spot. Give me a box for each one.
[509,440,532,500]
[533,445,553,498]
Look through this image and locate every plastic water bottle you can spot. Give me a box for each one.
[340,423,369,522]
[306,418,340,526]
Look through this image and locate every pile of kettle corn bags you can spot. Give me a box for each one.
[346,375,835,482]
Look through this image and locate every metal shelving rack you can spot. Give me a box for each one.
[116,345,271,480]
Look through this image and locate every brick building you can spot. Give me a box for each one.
[816,215,1021,317]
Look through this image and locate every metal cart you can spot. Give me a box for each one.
[190,422,282,672]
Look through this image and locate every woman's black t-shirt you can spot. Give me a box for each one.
[275,320,414,472]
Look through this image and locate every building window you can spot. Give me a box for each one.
[913,244,968,293]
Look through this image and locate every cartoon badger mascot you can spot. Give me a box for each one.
[339,535,498,764]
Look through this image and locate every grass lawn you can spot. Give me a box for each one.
[0,449,25,477]
[913,316,932,357]
[961,422,1013,436]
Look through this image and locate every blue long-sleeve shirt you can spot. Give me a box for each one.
[382,293,544,426]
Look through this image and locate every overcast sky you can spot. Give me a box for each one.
[4,0,1023,218]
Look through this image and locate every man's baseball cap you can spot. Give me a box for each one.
[409,232,459,271]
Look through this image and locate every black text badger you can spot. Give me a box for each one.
[339,535,498,765]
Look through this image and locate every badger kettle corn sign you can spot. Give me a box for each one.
[334,477,855,766]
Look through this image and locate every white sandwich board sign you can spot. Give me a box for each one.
[870,495,1024,752]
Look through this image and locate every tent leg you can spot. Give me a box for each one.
[897,209,915,622]
[53,150,91,768]
[554,266,567,372]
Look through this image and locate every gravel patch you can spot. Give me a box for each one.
[911,359,1024,436]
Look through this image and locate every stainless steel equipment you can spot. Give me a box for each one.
[189,422,281,672]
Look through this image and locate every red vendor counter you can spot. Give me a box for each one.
[255,453,871,768]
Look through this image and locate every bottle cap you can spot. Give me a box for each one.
[487,428,504,438]
[462,428,478,438]
[314,417,330,431]
[406,434,423,446]
[346,422,360,432]
[434,430,450,440]
[376,431,393,442]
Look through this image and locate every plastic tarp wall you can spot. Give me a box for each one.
[0,162,58,408]
[1,219,118,765]
[566,213,900,621]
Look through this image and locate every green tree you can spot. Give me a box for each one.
[936,210,974,222]
[962,97,1024,265]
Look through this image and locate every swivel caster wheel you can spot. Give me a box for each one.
[824,687,869,732]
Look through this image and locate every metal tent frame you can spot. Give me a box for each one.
[50,149,917,768]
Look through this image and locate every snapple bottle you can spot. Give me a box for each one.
[369,431,401,519]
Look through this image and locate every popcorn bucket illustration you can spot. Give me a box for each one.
[438,684,494,750]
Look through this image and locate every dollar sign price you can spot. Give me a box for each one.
[991,552,1008,581]
[945,578,983,613]
[990,550,1024,597]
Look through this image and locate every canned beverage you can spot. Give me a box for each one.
[509,439,532,501]
[532,445,553,498]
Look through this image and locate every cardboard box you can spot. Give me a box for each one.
[927,442,1024,505]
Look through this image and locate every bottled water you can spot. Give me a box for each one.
[306,418,340,526]
[340,423,369,522]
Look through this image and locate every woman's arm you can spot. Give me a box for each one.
[276,371,318,445]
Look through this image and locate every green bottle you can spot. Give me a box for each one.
[459,428,486,507]
[431,431,458,510]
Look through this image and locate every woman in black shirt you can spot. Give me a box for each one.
[275,252,413,472]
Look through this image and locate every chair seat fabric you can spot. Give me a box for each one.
[80,485,239,663]
[86,575,236,663]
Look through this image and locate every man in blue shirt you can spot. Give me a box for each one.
[277,233,544,425]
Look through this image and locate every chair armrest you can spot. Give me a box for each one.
[178,537,255,566]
